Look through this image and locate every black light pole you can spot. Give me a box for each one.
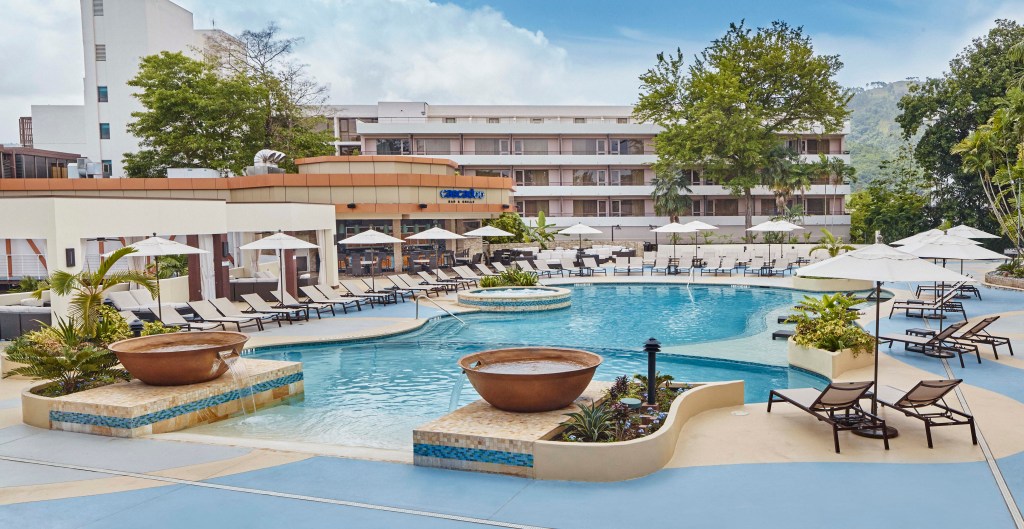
[644,338,661,405]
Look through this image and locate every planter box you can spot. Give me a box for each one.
[985,272,1024,290]
[791,276,874,292]
[787,339,873,380]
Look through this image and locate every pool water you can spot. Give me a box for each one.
[189,285,826,450]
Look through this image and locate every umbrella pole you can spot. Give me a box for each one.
[156,259,162,321]
[854,280,899,440]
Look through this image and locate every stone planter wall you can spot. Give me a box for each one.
[787,339,873,380]
[985,271,1024,290]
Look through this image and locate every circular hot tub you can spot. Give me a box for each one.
[457,286,571,312]
[459,347,602,412]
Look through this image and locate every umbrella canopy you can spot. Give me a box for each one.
[240,232,318,250]
[651,222,697,233]
[796,243,974,439]
[678,220,719,231]
[796,244,975,283]
[406,227,466,240]
[337,229,403,245]
[463,226,514,237]
[106,236,208,258]
[106,236,207,321]
[946,224,1001,240]
[558,223,603,235]
[900,234,1007,262]
[890,228,945,246]
[746,220,803,232]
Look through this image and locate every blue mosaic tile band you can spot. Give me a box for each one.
[413,443,534,468]
[459,295,569,307]
[50,372,303,430]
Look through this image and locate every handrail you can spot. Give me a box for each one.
[415,295,466,324]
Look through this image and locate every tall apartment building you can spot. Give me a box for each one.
[30,0,228,177]
[328,102,852,240]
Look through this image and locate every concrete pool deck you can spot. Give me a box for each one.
[2,262,1023,528]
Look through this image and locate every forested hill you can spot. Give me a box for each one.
[846,80,915,188]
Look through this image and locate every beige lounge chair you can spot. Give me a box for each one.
[272,291,335,318]
[300,285,364,313]
[210,297,283,327]
[157,305,224,331]
[188,300,264,331]
[240,293,308,322]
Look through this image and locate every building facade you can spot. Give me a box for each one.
[328,102,852,240]
[30,0,226,178]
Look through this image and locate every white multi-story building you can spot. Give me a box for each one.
[327,102,852,240]
[30,0,227,177]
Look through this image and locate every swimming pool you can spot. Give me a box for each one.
[187,284,827,450]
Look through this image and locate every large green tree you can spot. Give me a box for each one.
[847,145,931,243]
[124,52,265,176]
[635,21,850,228]
[897,19,1024,241]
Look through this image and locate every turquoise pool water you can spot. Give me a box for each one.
[190,285,827,449]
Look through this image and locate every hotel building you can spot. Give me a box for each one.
[327,102,852,240]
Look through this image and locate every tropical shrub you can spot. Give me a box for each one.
[996,257,1024,278]
[142,321,179,335]
[561,373,683,443]
[561,401,616,442]
[787,293,875,356]
[478,269,539,288]
[8,277,49,294]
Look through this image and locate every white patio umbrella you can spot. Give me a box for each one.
[797,244,974,438]
[946,224,1001,240]
[900,233,1008,274]
[678,220,719,262]
[105,235,208,320]
[651,222,699,263]
[558,223,603,251]
[337,229,404,290]
[407,227,466,278]
[463,226,514,265]
[890,228,946,246]
[240,232,318,306]
[747,220,803,262]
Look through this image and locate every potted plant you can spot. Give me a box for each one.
[785,293,875,379]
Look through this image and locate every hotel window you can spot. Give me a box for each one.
[474,168,510,178]
[616,117,628,124]
[709,199,739,216]
[516,200,549,216]
[530,118,543,124]
[101,160,112,178]
[760,199,779,216]
[611,199,645,217]
[573,118,586,124]
[474,138,509,155]
[95,44,106,61]
[97,86,108,102]
[375,138,410,155]
[685,169,705,185]
[92,0,103,15]
[691,198,703,216]
[610,169,644,185]
[514,169,549,186]
[443,117,456,123]
[414,138,451,155]
[609,138,644,155]
[573,200,605,217]
[487,117,500,123]
[99,123,110,139]
[570,138,606,155]
[513,138,548,155]
[572,169,606,186]
[804,198,826,216]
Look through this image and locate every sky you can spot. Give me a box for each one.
[4,0,1024,143]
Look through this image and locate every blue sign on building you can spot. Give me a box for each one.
[439,189,485,200]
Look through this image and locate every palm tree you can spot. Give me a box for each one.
[36,247,156,338]
[809,228,856,258]
[762,145,805,215]
[650,169,693,222]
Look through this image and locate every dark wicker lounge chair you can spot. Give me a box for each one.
[876,379,977,448]
[767,381,889,453]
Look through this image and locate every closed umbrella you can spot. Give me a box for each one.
[407,227,466,278]
[797,244,974,438]
[558,223,603,253]
[240,232,318,305]
[747,220,803,262]
[338,229,404,290]
[105,235,207,320]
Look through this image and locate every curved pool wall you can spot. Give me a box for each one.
[457,286,571,312]
[188,284,828,450]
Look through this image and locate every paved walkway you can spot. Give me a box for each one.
[2,265,1022,528]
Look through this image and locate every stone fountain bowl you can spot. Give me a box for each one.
[458,347,602,413]
[108,331,249,386]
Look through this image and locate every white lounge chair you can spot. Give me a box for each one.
[272,291,334,318]
[240,293,308,322]
[188,300,264,331]
[210,297,283,327]
[157,305,224,331]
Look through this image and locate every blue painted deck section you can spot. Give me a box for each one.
[0,456,1014,528]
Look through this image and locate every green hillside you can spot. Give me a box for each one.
[846,80,916,188]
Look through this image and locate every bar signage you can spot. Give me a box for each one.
[439,188,485,201]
